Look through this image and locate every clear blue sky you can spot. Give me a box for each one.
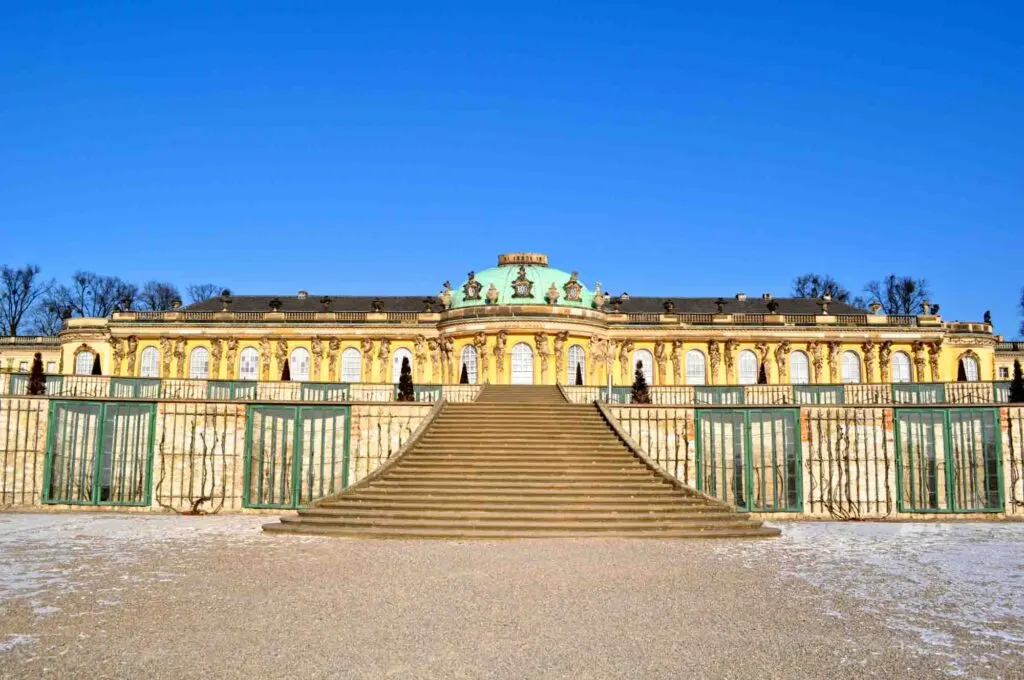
[1,2,1021,336]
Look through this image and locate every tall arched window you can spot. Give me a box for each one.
[891,351,912,383]
[511,343,534,384]
[685,350,706,385]
[393,348,413,384]
[139,346,159,377]
[75,350,94,375]
[632,349,654,384]
[959,355,979,382]
[738,350,758,385]
[239,347,259,381]
[289,348,310,381]
[567,345,585,385]
[841,351,862,384]
[460,345,478,384]
[189,347,210,379]
[790,351,810,384]
[341,347,361,382]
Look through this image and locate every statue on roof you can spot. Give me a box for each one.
[592,281,605,309]
[463,271,482,301]
[438,281,453,310]
[485,283,499,305]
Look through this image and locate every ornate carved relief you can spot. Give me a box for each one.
[724,340,738,383]
[535,333,551,382]
[563,272,583,302]
[861,340,876,384]
[545,283,560,305]
[377,339,391,383]
[427,338,440,383]
[928,341,943,381]
[879,341,892,381]
[589,337,604,383]
[553,331,568,384]
[474,332,491,383]
[827,342,841,383]
[775,341,790,381]
[463,272,482,301]
[327,338,340,380]
[275,340,288,380]
[414,335,428,383]
[110,338,124,377]
[259,337,271,381]
[708,340,721,385]
[361,338,375,382]
[671,340,683,385]
[755,342,770,382]
[511,266,534,298]
[912,341,927,382]
[653,341,667,386]
[493,330,507,380]
[619,341,633,384]
[808,342,823,383]
[160,338,173,377]
[174,337,186,377]
[225,339,238,379]
[126,336,138,376]
[210,339,223,380]
[438,334,454,382]
[311,336,323,381]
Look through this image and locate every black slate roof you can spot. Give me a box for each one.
[186,295,867,315]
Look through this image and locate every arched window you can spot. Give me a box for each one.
[239,347,259,381]
[75,350,94,375]
[959,355,979,382]
[567,344,586,385]
[139,346,159,377]
[790,351,810,384]
[290,348,310,381]
[738,350,758,385]
[341,347,361,382]
[632,349,654,385]
[841,351,862,384]
[393,348,413,384]
[891,351,912,383]
[685,350,706,385]
[460,345,478,384]
[511,343,534,384]
[189,347,210,379]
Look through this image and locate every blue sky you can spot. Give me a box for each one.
[1,2,1021,336]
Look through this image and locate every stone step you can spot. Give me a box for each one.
[313,500,732,513]
[348,486,685,498]
[401,458,647,468]
[278,515,766,531]
[367,480,677,491]
[326,491,705,505]
[380,471,659,482]
[262,523,781,539]
[301,507,744,521]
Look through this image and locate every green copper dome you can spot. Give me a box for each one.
[448,253,595,309]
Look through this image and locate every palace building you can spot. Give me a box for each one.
[14,252,1002,388]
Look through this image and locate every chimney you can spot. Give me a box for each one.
[735,293,747,301]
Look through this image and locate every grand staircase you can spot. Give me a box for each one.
[263,385,779,538]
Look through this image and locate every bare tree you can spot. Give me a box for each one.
[862,274,931,315]
[0,264,50,335]
[138,281,181,310]
[186,283,221,305]
[1019,289,1023,337]
[40,271,139,322]
[31,300,68,336]
[792,274,851,302]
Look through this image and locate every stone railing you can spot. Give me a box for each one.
[108,310,438,325]
[0,336,60,347]
[602,404,1024,519]
[563,381,1010,406]
[0,396,435,513]
[1,373,481,404]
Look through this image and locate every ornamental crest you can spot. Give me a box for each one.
[463,271,482,300]
[510,266,533,298]
[563,271,582,302]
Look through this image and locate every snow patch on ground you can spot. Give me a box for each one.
[714,522,1024,672]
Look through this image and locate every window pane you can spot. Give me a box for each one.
[290,348,310,381]
[841,351,861,384]
[341,348,361,382]
[461,346,478,384]
[189,348,209,379]
[789,351,809,384]
[75,352,93,375]
[140,347,159,378]
[686,350,706,385]
[892,352,912,383]
[738,350,758,385]
[239,348,259,380]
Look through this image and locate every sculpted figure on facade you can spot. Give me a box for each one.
[861,340,876,383]
[619,341,633,383]
[327,338,340,379]
[110,338,124,377]
[588,337,604,383]
[775,341,790,381]
[474,332,491,383]
[260,337,271,380]
[160,337,173,377]
[553,331,568,383]
[671,340,683,385]
[808,342,823,383]
[377,338,391,383]
[534,333,551,382]
[414,335,428,382]
[707,340,721,385]
[827,341,841,383]
[911,341,927,382]
[275,339,288,379]
[311,336,323,381]
[174,336,187,377]
[225,338,238,378]
[438,334,455,382]
[755,342,770,382]
[879,341,892,381]
[361,338,375,381]
[927,341,942,381]
[653,341,667,385]
[209,339,223,380]
[723,340,738,383]
[493,330,507,380]
[427,338,440,382]
[126,336,139,376]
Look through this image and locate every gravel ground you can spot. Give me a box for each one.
[0,514,1021,679]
